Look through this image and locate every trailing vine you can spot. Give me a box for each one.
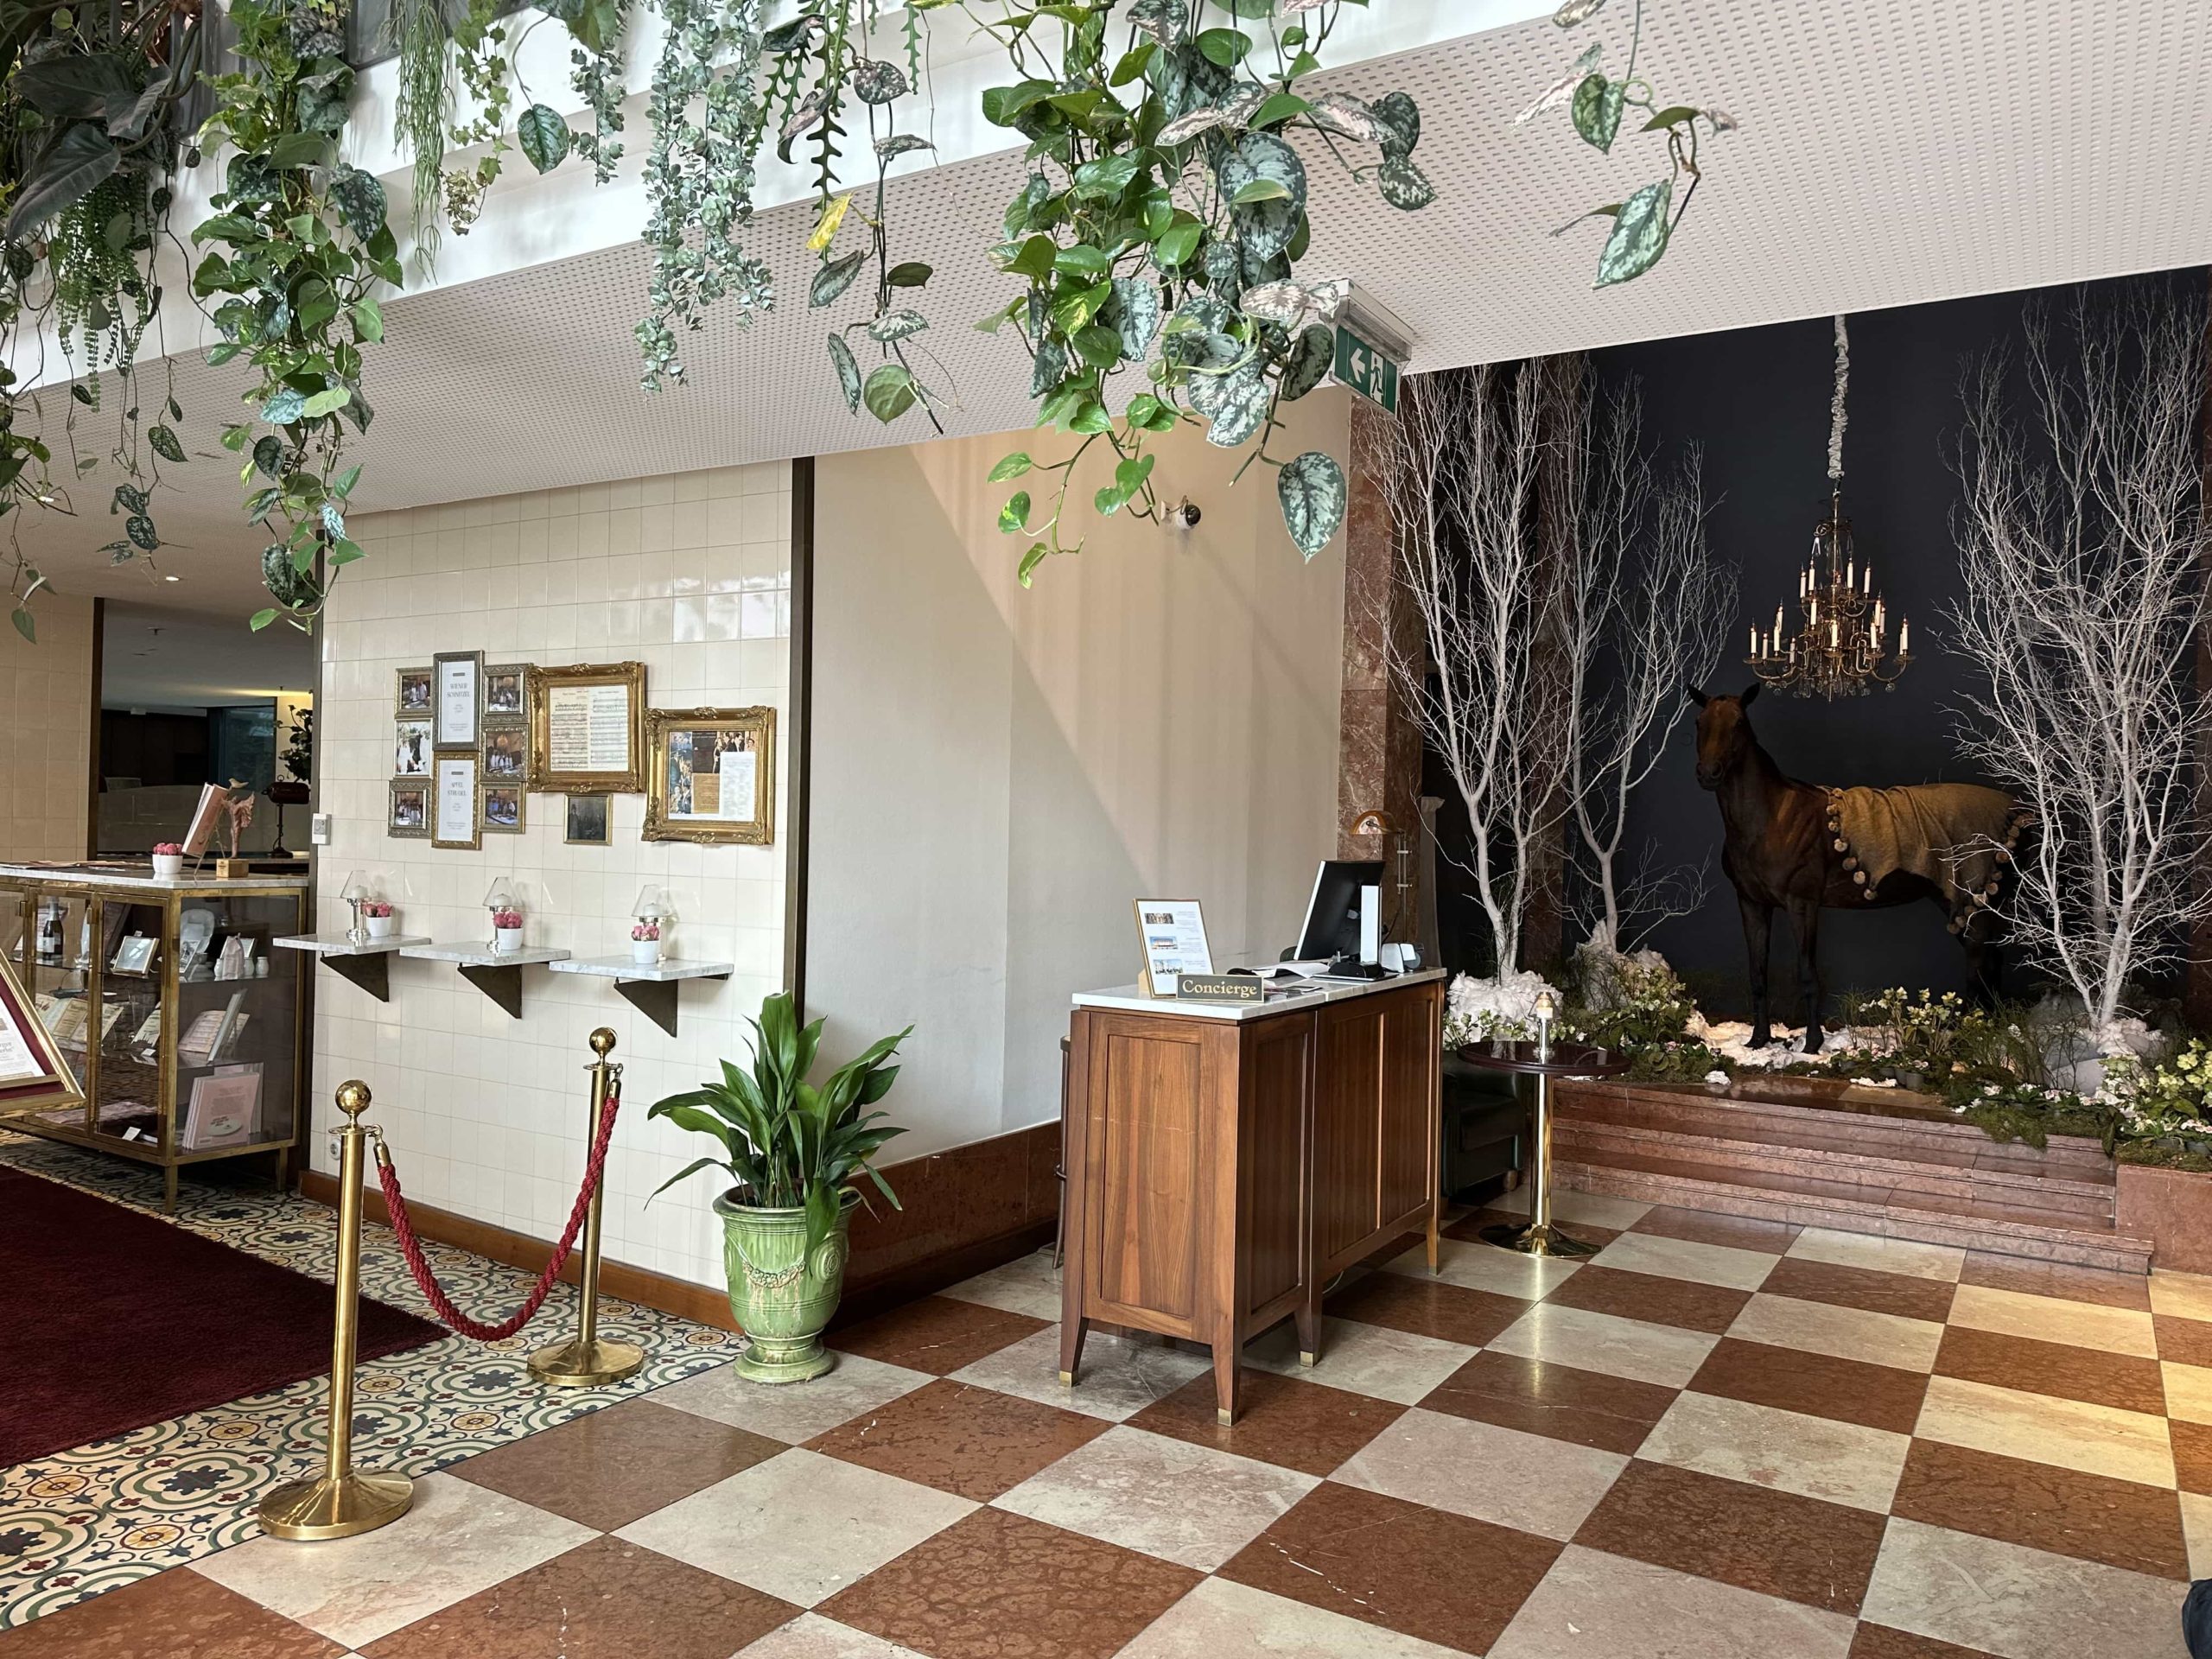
[391,0,454,274]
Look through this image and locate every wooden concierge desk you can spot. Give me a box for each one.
[1059,969,1446,1423]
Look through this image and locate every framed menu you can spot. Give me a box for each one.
[1134,899,1212,997]
[434,754,482,849]
[433,651,484,751]
[0,949,82,1117]
[530,662,646,794]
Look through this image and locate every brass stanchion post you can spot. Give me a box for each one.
[257,1081,415,1540]
[529,1028,644,1386]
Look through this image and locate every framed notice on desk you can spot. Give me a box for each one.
[531,662,646,794]
[0,950,81,1116]
[1134,899,1211,996]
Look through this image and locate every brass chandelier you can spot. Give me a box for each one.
[1746,317,1911,698]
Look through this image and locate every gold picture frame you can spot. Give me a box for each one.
[0,947,83,1116]
[389,779,430,839]
[483,663,529,719]
[432,651,484,751]
[431,753,482,849]
[564,795,611,845]
[644,707,776,844]
[481,782,526,835]
[397,666,434,717]
[529,662,646,794]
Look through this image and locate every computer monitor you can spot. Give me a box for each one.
[1296,859,1384,963]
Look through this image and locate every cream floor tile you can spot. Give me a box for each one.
[1639,1390,1910,1512]
[1915,1375,2175,1489]
[1945,1282,2158,1358]
[2149,1271,2212,1323]
[2185,1492,2212,1580]
[651,1351,931,1443]
[1490,1543,1855,1659]
[1728,1292,1944,1372]
[991,1426,1315,1572]
[1488,1301,1719,1389]
[2164,1361,2212,1427]
[950,1325,1212,1422]
[1389,1236,1582,1300]
[736,1612,930,1657]
[1590,1230,1779,1293]
[938,1248,1065,1321]
[1334,1407,1627,1541]
[618,1447,976,1605]
[1243,1316,1478,1404]
[1119,1577,1476,1659]
[1489,1185,1653,1229]
[1785,1228,1964,1281]
[1860,1517,2186,1659]
[190,1472,594,1649]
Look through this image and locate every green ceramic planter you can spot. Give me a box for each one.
[715,1192,850,1384]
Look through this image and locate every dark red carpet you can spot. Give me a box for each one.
[0,1166,444,1466]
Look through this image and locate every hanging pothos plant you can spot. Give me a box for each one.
[965,0,1430,581]
[1523,0,1733,287]
[191,0,400,628]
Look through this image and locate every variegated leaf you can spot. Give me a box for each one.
[1277,451,1346,558]
[1158,105,1230,146]
[1305,92,1383,143]
[1595,176,1672,286]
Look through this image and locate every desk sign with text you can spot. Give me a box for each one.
[1135,899,1211,997]
[1175,974,1262,1005]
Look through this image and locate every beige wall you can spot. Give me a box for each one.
[809,391,1351,1160]
[312,464,793,1290]
[0,594,93,860]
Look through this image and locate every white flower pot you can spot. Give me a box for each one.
[632,939,661,966]
[151,855,183,880]
[495,925,524,954]
[366,915,396,940]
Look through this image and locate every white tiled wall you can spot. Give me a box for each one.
[311,462,792,1290]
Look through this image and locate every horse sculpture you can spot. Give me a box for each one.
[1688,684,2028,1052]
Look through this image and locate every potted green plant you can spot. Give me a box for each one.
[651,991,909,1383]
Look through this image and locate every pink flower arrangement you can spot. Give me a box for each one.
[631,921,660,942]
[362,900,394,918]
[492,907,524,929]
[153,842,183,855]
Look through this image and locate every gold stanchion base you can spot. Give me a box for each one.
[1478,1221,1600,1260]
[257,1471,414,1541]
[528,1335,645,1387]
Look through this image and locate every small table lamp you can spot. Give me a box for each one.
[340,871,371,947]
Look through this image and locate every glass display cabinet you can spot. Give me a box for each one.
[0,865,309,1211]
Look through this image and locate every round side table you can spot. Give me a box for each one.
[1458,1020,1627,1259]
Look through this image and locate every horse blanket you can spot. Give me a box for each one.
[1822,783,2026,921]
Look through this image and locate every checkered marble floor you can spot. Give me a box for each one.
[8,1185,2211,1659]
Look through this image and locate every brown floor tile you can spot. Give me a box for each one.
[1763,1255,1959,1323]
[1420,1347,1675,1454]
[828,1294,1047,1374]
[1631,1205,1802,1253]
[1958,1252,2152,1312]
[1888,1439,2188,1580]
[0,1570,338,1659]
[1446,1207,1623,1252]
[1325,1267,1531,1344]
[820,1506,1199,1659]
[446,1397,783,1531]
[1849,1625,2005,1659]
[365,1536,797,1659]
[1541,1262,1752,1335]
[1935,1325,2166,1416]
[1573,1460,1886,1615]
[1688,1337,1929,1435]
[2177,1419,2212,1497]
[1217,1480,1560,1654]
[1127,1369,1403,1476]
[805,1377,1107,1500]
[2156,1313,2212,1367]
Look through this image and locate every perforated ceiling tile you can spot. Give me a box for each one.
[19,0,2212,613]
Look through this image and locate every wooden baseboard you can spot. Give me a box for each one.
[299,1119,1064,1333]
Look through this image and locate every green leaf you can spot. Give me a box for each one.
[1073,324,1124,368]
[1154,222,1204,267]
[1231,178,1292,205]
[249,608,278,632]
[301,385,352,418]
[988,452,1033,482]
[868,309,929,342]
[1376,155,1437,211]
[827,334,862,412]
[1072,152,1141,199]
[1642,105,1701,130]
[125,514,159,551]
[1004,234,1058,280]
[1190,363,1268,448]
[10,608,35,644]
[332,464,363,498]
[1281,324,1334,401]
[1249,92,1311,130]
[265,131,330,169]
[1595,176,1673,286]
[1195,27,1249,67]
[1277,451,1347,558]
[861,362,918,423]
[6,124,118,239]
[1571,73,1625,151]
[1370,91,1421,158]
[886,261,933,287]
[999,491,1032,533]
[517,103,572,174]
[1218,132,1306,260]
[328,166,388,241]
[261,390,308,426]
[810,250,868,308]
[1054,244,1112,279]
[1016,542,1051,588]
[1109,42,1157,86]
[352,297,385,342]
[148,425,187,464]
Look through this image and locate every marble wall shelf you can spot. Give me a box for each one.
[547,956,734,1036]
[273,932,432,1002]
[397,942,572,1020]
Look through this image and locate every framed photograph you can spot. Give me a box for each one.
[482,783,526,834]
[109,934,158,977]
[0,949,80,1115]
[389,779,429,839]
[530,662,646,794]
[433,754,482,849]
[564,794,611,845]
[484,663,528,717]
[480,720,531,782]
[433,651,484,751]
[394,718,432,777]
[1134,899,1212,997]
[645,707,776,844]
[397,666,435,716]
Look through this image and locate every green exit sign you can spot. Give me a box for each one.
[1333,323,1400,414]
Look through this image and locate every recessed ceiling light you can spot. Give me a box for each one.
[162,575,180,582]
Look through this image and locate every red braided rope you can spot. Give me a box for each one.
[376,1074,623,1342]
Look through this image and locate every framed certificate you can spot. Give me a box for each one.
[531,662,646,793]
[0,950,82,1116]
[433,651,483,751]
[433,754,482,849]
[644,707,775,844]
[1134,899,1211,996]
